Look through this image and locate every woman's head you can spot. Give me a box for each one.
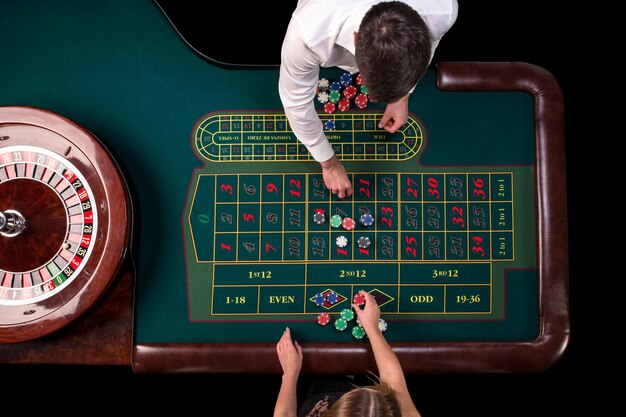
[322,382,402,416]
[355,1,432,104]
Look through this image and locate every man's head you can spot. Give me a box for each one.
[355,1,432,103]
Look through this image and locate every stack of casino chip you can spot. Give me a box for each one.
[317,72,369,118]
[354,73,369,108]
[318,78,330,91]
[343,85,357,100]
[337,98,350,112]
[355,93,368,109]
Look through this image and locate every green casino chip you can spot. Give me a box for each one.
[334,317,348,331]
[352,325,366,339]
[330,214,343,228]
[340,308,354,321]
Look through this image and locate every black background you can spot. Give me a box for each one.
[2,1,586,414]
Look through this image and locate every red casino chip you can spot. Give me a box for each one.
[355,93,368,109]
[343,85,357,99]
[317,312,331,326]
[337,98,350,112]
[341,217,356,230]
[324,102,336,114]
[353,292,366,306]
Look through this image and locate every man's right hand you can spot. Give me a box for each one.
[320,155,352,198]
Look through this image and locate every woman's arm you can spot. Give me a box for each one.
[273,327,303,417]
[353,291,421,417]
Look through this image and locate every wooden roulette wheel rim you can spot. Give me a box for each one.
[0,106,131,343]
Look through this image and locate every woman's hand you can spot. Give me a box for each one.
[352,290,381,337]
[276,327,303,377]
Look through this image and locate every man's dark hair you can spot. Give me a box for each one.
[355,1,432,103]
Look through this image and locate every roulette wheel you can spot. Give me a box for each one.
[0,106,132,343]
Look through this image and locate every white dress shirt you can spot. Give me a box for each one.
[279,0,458,162]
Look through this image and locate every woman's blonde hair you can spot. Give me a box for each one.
[321,382,401,417]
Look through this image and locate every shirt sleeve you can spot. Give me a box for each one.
[409,1,459,94]
[279,21,335,163]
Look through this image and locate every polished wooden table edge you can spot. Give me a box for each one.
[133,334,569,374]
[131,61,570,374]
[0,255,135,365]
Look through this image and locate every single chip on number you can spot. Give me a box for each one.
[336,235,348,248]
[342,217,356,231]
[357,236,371,249]
[313,212,326,225]
[360,213,374,227]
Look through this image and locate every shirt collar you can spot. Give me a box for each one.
[335,8,367,56]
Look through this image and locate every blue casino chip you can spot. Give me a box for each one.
[340,72,352,86]
[326,291,339,304]
[360,213,374,227]
[313,292,326,306]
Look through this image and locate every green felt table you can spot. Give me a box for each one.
[0,1,568,373]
